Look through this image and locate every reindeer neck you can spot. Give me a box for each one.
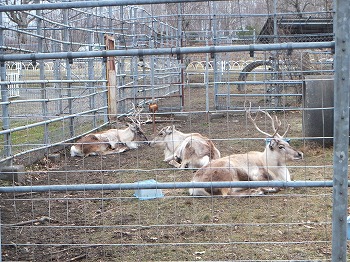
[119,127,134,141]
[262,146,290,181]
[173,130,188,138]
[171,130,190,143]
[262,146,287,168]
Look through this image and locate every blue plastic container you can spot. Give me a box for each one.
[134,179,164,200]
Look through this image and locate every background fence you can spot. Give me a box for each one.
[0,0,348,261]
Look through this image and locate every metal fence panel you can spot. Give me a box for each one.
[0,0,348,261]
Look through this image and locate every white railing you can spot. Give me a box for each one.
[6,72,20,98]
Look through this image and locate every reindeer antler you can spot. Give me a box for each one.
[280,123,291,138]
[127,103,143,126]
[127,103,152,126]
[245,102,289,138]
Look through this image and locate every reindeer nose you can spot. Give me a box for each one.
[297,152,303,159]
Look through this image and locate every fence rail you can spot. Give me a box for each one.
[0,0,348,261]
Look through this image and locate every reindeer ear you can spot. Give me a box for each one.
[165,126,174,134]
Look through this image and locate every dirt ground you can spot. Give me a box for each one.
[0,85,348,261]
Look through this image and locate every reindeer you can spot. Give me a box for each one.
[189,109,303,196]
[70,124,148,157]
[172,134,221,168]
[70,105,149,157]
[150,125,220,168]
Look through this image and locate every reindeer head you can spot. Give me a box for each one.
[157,125,175,137]
[246,104,303,162]
[126,103,150,145]
[128,123,148,144]
[266,138,303,162]
[150,125,175,147]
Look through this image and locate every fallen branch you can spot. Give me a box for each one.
[69,254,86,261]
[48,247,69,255]
[10,216,56,226]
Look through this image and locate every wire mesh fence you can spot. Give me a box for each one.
[0,0,348,261]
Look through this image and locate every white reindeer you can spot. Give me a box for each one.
[172,134,221,168]
[189,109,303,196]
[70,123,148,157]
[150,125,221,168]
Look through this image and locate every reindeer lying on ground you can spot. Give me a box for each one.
[150,125,221,168]
[71,105,149,157]
[189,109,303,196]
[70,123,148,157]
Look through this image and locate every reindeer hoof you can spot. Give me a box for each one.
[262,187,280,193]
[250,188,266,196]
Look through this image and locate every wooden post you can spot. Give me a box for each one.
[105,34,117,121]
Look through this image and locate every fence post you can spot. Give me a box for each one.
[105,34,117,121]
[332,0,349,261]
[0,10,11,166]
[0,10,3,262]
[36,1,49,147]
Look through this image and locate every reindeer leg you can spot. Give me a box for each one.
[169,159,181,168]
[221,188,230,197]
[260,187,281,194]
[241,187,280,196]
[164,155,174,162]
[189,188,211,196]
[101,145,129,155]
[228,188,266,197]
[87,152,99,156]
[102,150,119,155]
[116,145,130,153]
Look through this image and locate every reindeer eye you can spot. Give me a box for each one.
[278,145,285,150]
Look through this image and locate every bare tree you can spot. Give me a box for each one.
[284,0,313,17]
[264,0,331,18]
[162,3,210,32]
[5,0,36,44]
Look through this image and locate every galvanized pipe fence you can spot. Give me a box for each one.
[0,0,348,261]
[0,180,340,194]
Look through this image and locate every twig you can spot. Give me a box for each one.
[92,207,118,219]
[48,247,69,255]
[46,245,98,256]
[69,254,86,261]
[10,216,56,226]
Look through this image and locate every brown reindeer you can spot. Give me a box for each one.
[189,109,303,196]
